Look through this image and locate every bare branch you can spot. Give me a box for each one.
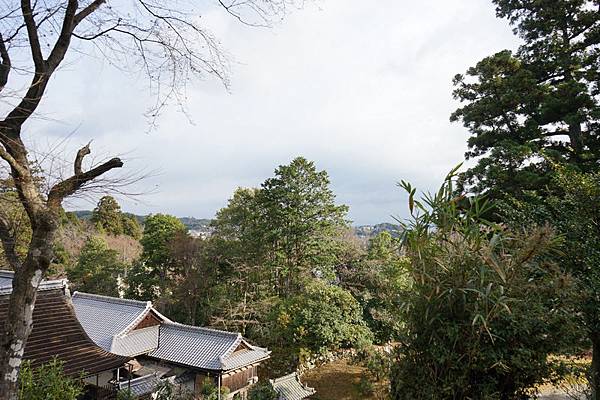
[74,0,106,25]
[47,147,123,208]
[20,0,44,71]
[0,142,27,177]
[0,34,10,91]
[46,0,78,70]
[73,141,91,175]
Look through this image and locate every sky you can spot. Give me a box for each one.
[19,0,521,225]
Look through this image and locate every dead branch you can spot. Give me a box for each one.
[47,144,123,208]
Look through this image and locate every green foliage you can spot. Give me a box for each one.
[451,0,600,198]
[339,232,408,343]
[271,280,372,356]
[68,236,126,296]
[91,196,124,235]
[164,232,219,325]
[18,359,83,400]
[355,346,391,382]
[356,374,375,397]
[122,215,143,239]
[195,377,230,400]
[390,170,581,399]
[212,157,349,297]
[248,382,278,400]
[126,214,186,301]
[116,389,137,400]
[0,191,31,265]
[91,196,142,239]
[206,157,354,352]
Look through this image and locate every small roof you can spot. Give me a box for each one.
[118,373,161,397]
[148,322,271,371]
[72,292,165,353]
[0,283,128,377]
[271,373,316,400]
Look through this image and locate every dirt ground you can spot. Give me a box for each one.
[302,359,383,400]
[301,359,580,400]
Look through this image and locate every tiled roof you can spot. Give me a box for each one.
[0,287,128,377]
[0,270,67,295]
[72,292,157,354]
[271,373,316,400]
[118,373,161,397]
[148,323,270,371]
[72,291,270,371]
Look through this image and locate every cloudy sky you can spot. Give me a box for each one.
[22,0,521,225]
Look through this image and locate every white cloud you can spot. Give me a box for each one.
[22,0,520,224]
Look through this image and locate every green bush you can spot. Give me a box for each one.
[248,382,278,400]
[390,170,581,399]
[271,280,373,356]
[18,359,83,400]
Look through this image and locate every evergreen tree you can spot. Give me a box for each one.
[68,236,125,296]
[125,214,186,302]
[451,0,600,198]
[91,196,124,235]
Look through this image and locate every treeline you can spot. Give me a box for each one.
[84,157,405,375]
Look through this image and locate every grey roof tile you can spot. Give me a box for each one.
[148,323,270,371]
[71,291,270,371]
[118,373,161,397]
[72,292,152,352]
[271,373,316,400]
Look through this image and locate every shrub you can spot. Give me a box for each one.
[271,280,373,356]
[18,359,83,400]
[390,170,581,399]
[248,382,278,400]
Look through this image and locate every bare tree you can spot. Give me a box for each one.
[0,0,301,397]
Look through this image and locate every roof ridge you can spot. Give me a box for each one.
[0,279,66,295]
[271,372,298,383]
[73,292,150,308]
[163,322,240,339]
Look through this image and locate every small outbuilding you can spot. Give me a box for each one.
[270,372,316,400]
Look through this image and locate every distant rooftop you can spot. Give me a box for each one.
[271,373,316,400]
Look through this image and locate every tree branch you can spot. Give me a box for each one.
[0,34,10,92]
[74,141,91,175]
[46,0,78,71]
[47,144,123,208]
[0,143,27,177]
[20,0,44,71]
[74,0,106,25]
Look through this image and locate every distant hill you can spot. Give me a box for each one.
[72,210,397,239]
[353,223,401,239]
[72,211,212,232]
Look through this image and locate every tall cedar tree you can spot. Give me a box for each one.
[125,214,186,306]
[212,157,349,297]
[451,0,600,198]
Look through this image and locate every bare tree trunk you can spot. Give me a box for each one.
[0,226,55,399]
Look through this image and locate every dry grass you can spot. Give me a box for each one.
[302,359,384,400]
